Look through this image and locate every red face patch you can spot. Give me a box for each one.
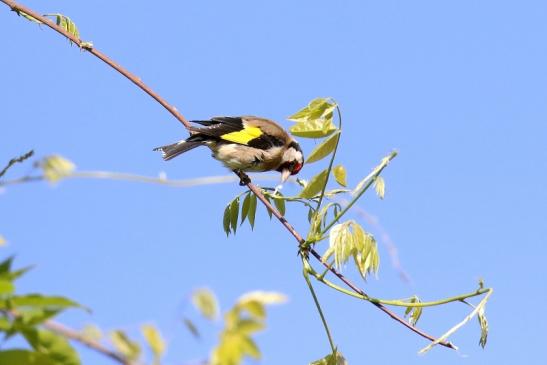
[291,162,303,175]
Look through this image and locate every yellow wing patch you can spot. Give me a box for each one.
[221,126,262,145]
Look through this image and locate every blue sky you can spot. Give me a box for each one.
[2,0,547,364]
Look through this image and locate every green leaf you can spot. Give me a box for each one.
[230,197,240,234]
[240,336,261,359]
[66,17,79,39]
[234,319,265,335]
[182,318,200,339]
[0,350,54,365]
[272,195,286,216]
[0,256,14,276]
[41,155,75,183]
[223,204,231,236]
[310,351,348,365]
[213,291,286,365]
[248,193,258,229]
[7,266,34,282]
[0,256,33,282]
[404,296,422,326]
[238,300,265,320]
[263,195,273,219]
[80,324,102,342]
[328,223,353,269]
[353,223,380,280]
[0,256,33,283]
[288,97,336,123]
[0,280,14,295]
[374,176,385,199]
[333,165,347,187]
[307,208,314,223]
[17,309,60,327]
[141,324,166,362]
[191,288,219,320]
[326,221,379,280]
[211,332,247,365]
[0,317,11,331]
[17,11,44,24]
[298,169,329,199]
[240,193,251,225]
[290,119,337,138]
[306,131,340,164]
[44,14,80,39]
[478,306,489,348]
[7,295,83,311]
[308,203,337,242]
[308,98,336,118]
[22,329,80,365]
[110,330,140,361]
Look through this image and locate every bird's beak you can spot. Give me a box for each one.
[281,168,291,183]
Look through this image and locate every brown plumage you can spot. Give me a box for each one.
[154,116,304,182]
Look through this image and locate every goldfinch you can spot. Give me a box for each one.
[154,116,304,182]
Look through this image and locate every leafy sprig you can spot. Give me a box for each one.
[221,97,492,359]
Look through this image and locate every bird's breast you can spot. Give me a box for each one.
[210,143,283,172]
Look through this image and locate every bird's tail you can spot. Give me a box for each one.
[153,140,202,161]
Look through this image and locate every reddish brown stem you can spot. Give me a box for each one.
[246,181,455,350]
[1,0,190,130]
[43,321,136,365]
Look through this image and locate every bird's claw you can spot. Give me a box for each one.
[297,241,311,259]
[273,184,283,196]
[234,170,251,186]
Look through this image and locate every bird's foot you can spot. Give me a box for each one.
[233,170,251,186]
[273,184,283,196]
[297,241,311,259]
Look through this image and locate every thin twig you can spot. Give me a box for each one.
[43,320,136,365]
[315,104,342,211]
[303,260,337,355]
[0,149,33,178]
[0,170,281,188]
[418,288,493,354]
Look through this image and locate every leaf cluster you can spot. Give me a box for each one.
[40,155,75,183]
[185,289,287,365]
[223,190,286,235]
[43,13,80,40]
[211,291,286,365]
[0,257,82,365]
[323,221,380,280]
[310,350,348,365]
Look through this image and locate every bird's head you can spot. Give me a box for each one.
[278,141,304,183]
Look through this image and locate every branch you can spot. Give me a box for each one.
[1,0,458,351]
[243,179,457,350]
[418,288,493,354]
[306,265,489,308]
[0,150,33,178]
[0,0,190,130]
[43,320,137,365]
[0,170,281,188]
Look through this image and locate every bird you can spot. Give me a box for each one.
[154,116,304,184]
